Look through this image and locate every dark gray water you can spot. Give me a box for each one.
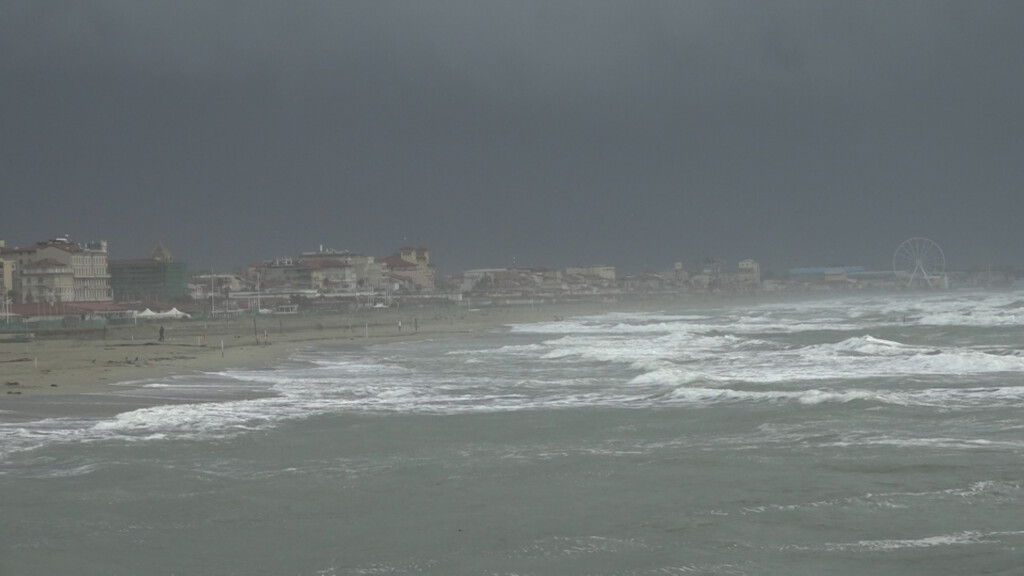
[3,292,1024,574]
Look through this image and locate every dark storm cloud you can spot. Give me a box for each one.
[3,1,1024,273]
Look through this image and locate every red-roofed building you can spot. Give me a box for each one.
[302,258,358,292]
[251,247,388,294]
[2,237,111,302]
[297,247,385,291]
[380,246,435,292]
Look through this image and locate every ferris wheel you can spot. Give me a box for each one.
[893,237,946,288]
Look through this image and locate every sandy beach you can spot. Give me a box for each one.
[1,296,736,400]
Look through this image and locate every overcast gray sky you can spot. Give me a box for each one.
[3,1,1023,274]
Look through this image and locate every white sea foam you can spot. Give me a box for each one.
[824,435,1024,450]
[502,294,1024,391]
[5,290,1024,457]
[821,335,918,355]
[827,531,986,551]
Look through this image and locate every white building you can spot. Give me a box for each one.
[737,259,761,286]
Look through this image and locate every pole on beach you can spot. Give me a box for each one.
[365,322,368,338]
[221,339,224,357]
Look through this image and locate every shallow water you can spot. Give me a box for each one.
[3,291,1024,574]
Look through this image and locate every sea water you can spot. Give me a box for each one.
[2,291,1023,575]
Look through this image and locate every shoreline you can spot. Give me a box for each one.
[0,297,687,398]
[0,291,843,407]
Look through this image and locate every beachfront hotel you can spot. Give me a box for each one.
[0,237,112,303]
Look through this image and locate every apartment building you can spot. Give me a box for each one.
[1,237,112,302]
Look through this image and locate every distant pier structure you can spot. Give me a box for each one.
[893,237,947,289]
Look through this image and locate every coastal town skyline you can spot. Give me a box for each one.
[4,3,1024,275]
[3,232,1017,317]
[0,231,899,277]
[0,230,991,278]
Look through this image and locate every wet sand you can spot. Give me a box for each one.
[1,297,713,400]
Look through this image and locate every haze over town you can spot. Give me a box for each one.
[4,2,1024,274]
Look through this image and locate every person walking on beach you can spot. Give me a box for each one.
[159,326,165,342]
